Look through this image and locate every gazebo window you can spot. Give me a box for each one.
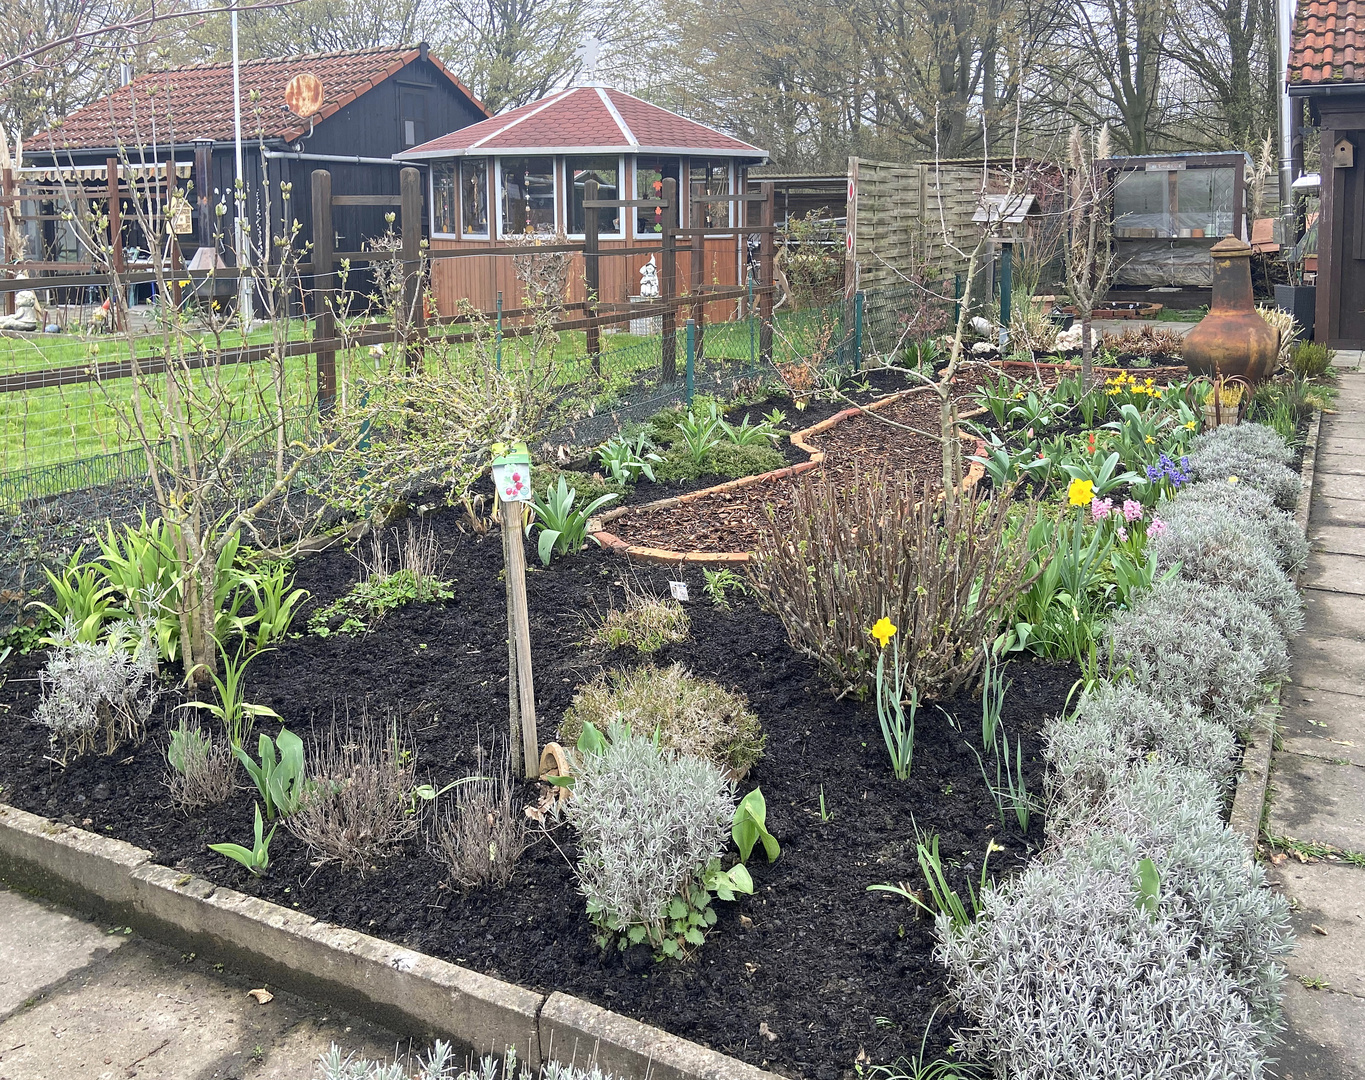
[432,161,457,235]
[499,156,555,235]
[635,156,681,236]
[689,158,731,229]
[460,158,489,237]
[567,155,622,237]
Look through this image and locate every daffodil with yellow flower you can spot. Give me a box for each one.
[1068,478,1095,506]
[871,617,897,648]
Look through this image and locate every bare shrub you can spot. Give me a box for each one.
[286,719,418,871]
[748,471,1035,699]
[356,520,444,585]
[1104,324,1185,359]
[588,580,690,654]
[36,618,158,764]
[165,718,236,811]
[431,752,528,889]
[560,663,765,776]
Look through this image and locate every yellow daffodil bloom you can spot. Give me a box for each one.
[871,617,897,648]
[1068,478,1095,506]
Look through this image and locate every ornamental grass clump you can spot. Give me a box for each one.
[1187,422,1301,510]
[1107,579,1287,732]
[1044,683,1238,838]
[432,752,528,889]
[748,470,1035,700]
[1157,481,1308,573]
[36,618,158,764]
[1147,512,1303,635]
[938,854,1270,1079]
[560,663,765,776]
[588,581,690,654]
[565,725,737,956]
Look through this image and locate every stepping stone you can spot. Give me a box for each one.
[1268,859,1365,998]
[1275,980,1365,1079]
[1281,685,1365,767]
[1313,526,1365,557]
[1303,554,1365,598]
[1292,633,1365,697]
[1268,752,1365,853]
[0,889,125,1019]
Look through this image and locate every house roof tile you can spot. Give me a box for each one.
[32,45,487,150]
[397,86,766,159]
[1289,0,1365,85]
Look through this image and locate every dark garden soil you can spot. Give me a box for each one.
[606,369,996,554]
[0,500,1076,1079]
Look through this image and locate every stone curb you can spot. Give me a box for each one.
[590,384,987,566]
[1225,407,1324,854]
[0,803,780,1080]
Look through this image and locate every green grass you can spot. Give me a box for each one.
[0,303,836,486]
[1154,307,1208,323]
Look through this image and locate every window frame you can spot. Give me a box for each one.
[631,155,682,240]
[494,154,560,238]
[565,154,627,239]
[430,159,460,239]
[686,157,735,233]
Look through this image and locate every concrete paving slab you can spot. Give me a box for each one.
[0,890,125,1019]
[1302,554,1365,598]
[1274,980,1365,1079]
[0,894,404,1080]
[1267,860,1365,997]
[1310,496,1365,528]
[1323,422,1365,441]
[1281,685,1365,767]
[1312,526,1365,557]
[1303,586,1365,633]
[1314,474,1365,502]
[1319,436,1365,458]
[1290,633,1365,696]
[1268,752,1365,852]
[1316,454,1365,478]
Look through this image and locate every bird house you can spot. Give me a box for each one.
[1335,138,1355,169]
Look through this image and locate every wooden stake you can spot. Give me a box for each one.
[501,499,538,778]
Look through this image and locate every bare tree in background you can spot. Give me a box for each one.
[1064,123,1118,386]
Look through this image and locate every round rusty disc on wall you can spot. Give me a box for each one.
[284,72,324,118]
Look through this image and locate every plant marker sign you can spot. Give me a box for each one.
[492,442,539,777]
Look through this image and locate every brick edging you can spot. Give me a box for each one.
[0,803,780,1080]
[591,385,988,567]
[1225,408,1324,854]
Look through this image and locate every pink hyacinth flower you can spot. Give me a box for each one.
[1091,496,1113,522]
[1122,499,1143,522]
[1117,526,1128,542]
[1148,517,1168,539]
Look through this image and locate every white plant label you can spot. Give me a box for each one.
[669,580,689,602]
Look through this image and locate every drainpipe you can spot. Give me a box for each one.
[1279,0,1301,246]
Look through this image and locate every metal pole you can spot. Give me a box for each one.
[231,6,253,324]
[1278,0,1299,247]
[853,290,864,373]
[748,271,755,372]
[495,290,503,371]
[999,244,1012,341]
[685,318,695,405]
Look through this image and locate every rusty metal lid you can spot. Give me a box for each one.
[1210,235,1252,257]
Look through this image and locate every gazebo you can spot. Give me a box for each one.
[395,85,768,316]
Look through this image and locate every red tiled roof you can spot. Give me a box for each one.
[32,45,487,150]
[398,86,766,159]
[1289,0,1365,85]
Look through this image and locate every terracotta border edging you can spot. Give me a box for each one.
[994,358,1190,380]
[1226,407,1323,856]
[0,802,781,1080]
[591,385,988,567]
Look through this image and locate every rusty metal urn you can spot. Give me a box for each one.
[1181,235,1279,385]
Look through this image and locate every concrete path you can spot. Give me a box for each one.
[1268,370,1365,1079]
[0,886,406,1080]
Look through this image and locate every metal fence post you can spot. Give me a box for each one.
[495,290,503,372]
[747,271,756,372]
[685,318,695,405]
[999,243,1012,335]
[853,290,865,372]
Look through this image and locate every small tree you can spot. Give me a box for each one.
[1064,124,1119,386]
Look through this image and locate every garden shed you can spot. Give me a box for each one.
[394,85,768,316]
[18,44,487,277]
[1102,151,1253,289]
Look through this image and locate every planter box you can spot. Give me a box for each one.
[1274,284,1316,341]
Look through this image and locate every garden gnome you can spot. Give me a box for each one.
[639,255,660,298]
[0,290,41,332]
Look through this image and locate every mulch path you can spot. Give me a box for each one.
[607,367,992,555]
